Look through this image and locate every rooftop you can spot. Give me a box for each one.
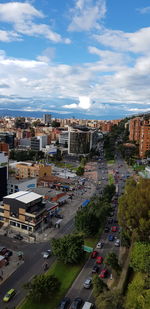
[4,191,42,204]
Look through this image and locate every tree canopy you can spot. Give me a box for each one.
[118,178,150,241]
[125,272,150,309]
[105,252,121,273]
[51,233,84,264]
[24,274,60,303]
[95,289,123,309]
[130,242,150,273]
[75,209,99,236]
[92,275,108,297]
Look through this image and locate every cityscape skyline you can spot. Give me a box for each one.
[0,0,150,119]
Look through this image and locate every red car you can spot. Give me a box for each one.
[99,269,108,278]
[111,226,117,232]
[96,256,103,264]
[91,251,98,259]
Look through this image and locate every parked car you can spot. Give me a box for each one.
[42,250,51,259]
[111,226,117,232]
[92,265,99,274]
[91,250,98,259]
[96,256,103,264]
[71,297,82,309]
[13,234,23,240]
[5,250,13,258]
[55,214,63,219]
[108,235,114,241]
[83,278,92,289]
[59,297,70,309]
[115,239,120,247]
[99,269,108,279]
[96,242,103,249]
[3,289,16,302]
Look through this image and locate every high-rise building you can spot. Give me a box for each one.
[139,120,150,158]
[0,132,15,149]
[31,135,47,151]
[43,114,51,125]
[0,152,8,201]
[68,125,97,155]
[129,117,141,141]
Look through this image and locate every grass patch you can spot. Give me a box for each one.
[108,174,115,185]
[19,261,83,309]
[107,159,115,165]
[84,237,99,248]
[133,165,145,171]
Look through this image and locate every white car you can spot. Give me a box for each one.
[96,242,103,249]
[83,278,92,289]
[42,250,51,259]
[115,239,120,247]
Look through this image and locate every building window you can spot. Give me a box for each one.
[21,224,27,230]
[0,216,4,221]
[0,208,4,213]
[10,221,16,226]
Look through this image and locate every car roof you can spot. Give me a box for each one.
[8,289,15,294]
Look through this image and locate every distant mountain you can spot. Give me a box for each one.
[0,109,114,120]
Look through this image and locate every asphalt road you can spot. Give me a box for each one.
[0,154,132,309]
[66,154,132,306]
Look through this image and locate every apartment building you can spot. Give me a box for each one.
[16,163,52,179]
[0,191,47,233]
[129,117,141,141]
[139,120,150,158]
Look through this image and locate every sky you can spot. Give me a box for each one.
[0,0,150,120]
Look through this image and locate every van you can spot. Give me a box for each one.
[82,301,94,309]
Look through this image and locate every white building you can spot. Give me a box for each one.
[7,177,37,195]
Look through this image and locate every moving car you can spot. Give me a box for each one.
[42,249,51,259]
[108,235,114,241]
[96,256,103,264]
[115,239,120,247]
[96,242,103,249]
[83,278,92,289]
[92,265,99,274]
[111,226,117,232]
[71,297,82,309]
[3,289,16,302]
[0,247,7,255]
[59,297,70,309]
[104,226,110,233]
[99,269,108,279]
[91,250,98,259]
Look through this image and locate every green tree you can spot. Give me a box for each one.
[93,275,108,297]
[96,289,123,309]
[125,273,150,309]
[118,178,150,241]
[130,242,150,273]
[51,234,84,264]
[75,209,99,236]
[24,274,60,302]
[105,252,121,273]
[76,166,84,176]
[51,121,60,127]
[103,184,116,202]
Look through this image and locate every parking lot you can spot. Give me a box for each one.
[0,247,24,285]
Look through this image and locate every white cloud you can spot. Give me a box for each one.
[63,96,92,110]
[94,27,150,54]
[0,2,71,43]
[0,29,21,42]
[137,6,150,14]
[68,0,106,31]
